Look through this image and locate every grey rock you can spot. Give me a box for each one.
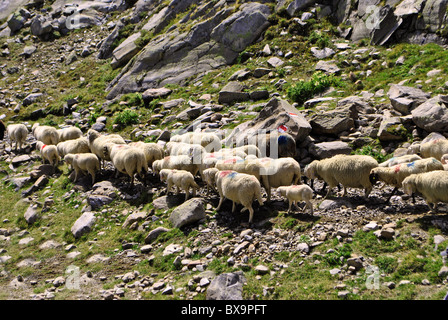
[370,5,403,46]
[311,47,335,59]
[20,45,37,58]
[106,3,271,99]
[71,211,96,239]
[122,211,147,229]
[310,105,356,135]
[226,97,312,148]
[286,0,315,17]
[411,95,448,133]
[30,15,53,37]
[377,117,407,141]
[169,198,206,229]
[206,272,246,300]
[11,154,31,166]
[144,227,170,244]
[309,141,352,159]
[142,87,172,104]
[152,194,184,210]
[315,60,340,74]
[23,93,43,106]
[24,204,39,225]
[218,81,250,105]
[387,84,430,115]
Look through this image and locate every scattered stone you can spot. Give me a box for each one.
[71,212,96,239]
[144,227,170,244]
[206,272,246,300]
[169,198,206,229]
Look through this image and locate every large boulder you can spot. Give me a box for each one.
[218,81,250,105]
[309,105,357,135]
[387,84,430,115]
[309,141,352,159]
[225,98,312,148]
[106,2,271,99]
[411,95,448,133]
[169,198,206,229]
[30,15,53,37]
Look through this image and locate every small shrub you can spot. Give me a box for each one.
[286,71,341,106]
[113,109,139,127]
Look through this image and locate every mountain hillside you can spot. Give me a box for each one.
[0,0,448,301]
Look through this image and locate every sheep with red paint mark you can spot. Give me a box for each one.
[369,157,444,203]
[36,141,60,167]
[215,170,264,224]
[409,139,448,161]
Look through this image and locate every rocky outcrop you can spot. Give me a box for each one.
[106,2,271,99]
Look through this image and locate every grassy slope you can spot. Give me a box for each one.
[1,8,448,300]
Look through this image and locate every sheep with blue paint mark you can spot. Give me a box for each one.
[369,157,444,203]
[215,170,264,224]
[244,132,296,158]
[379,154,422,167]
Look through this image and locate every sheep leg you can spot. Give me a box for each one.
[232,201,236,213]
[306,200,314,215]
[184,189,189,201]
[287,200,293,213]
[385,187,398,204]
[248,206,254,224]
[216,196,224,211]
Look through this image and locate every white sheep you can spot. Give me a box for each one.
[64,153,100,185]
[165,141,206,164]
[369,157,444,203]
[199,152,244,181]
[379,154,422,167]
[202,167,219,195]
[36,141,60,167]
[402,170,448,212]
[6,124,28,151]
[258,157,302,202]
[129,141,164,167]
[408,139,448,161]
[104,143,148,186]
[87,129,126,168]
[57,126,83,142]
[57,137,90,157]
[159,168,199,201]
[232,144,261,158]
[32,123,59,145]
[215,170,264,224]
[170,131,222,152]
[151,155,200,177]
[277,185,314,214]
[304,154,378,198]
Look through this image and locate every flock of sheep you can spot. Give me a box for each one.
[2,119,448,223]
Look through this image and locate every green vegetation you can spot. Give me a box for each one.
[287,72,342,106]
